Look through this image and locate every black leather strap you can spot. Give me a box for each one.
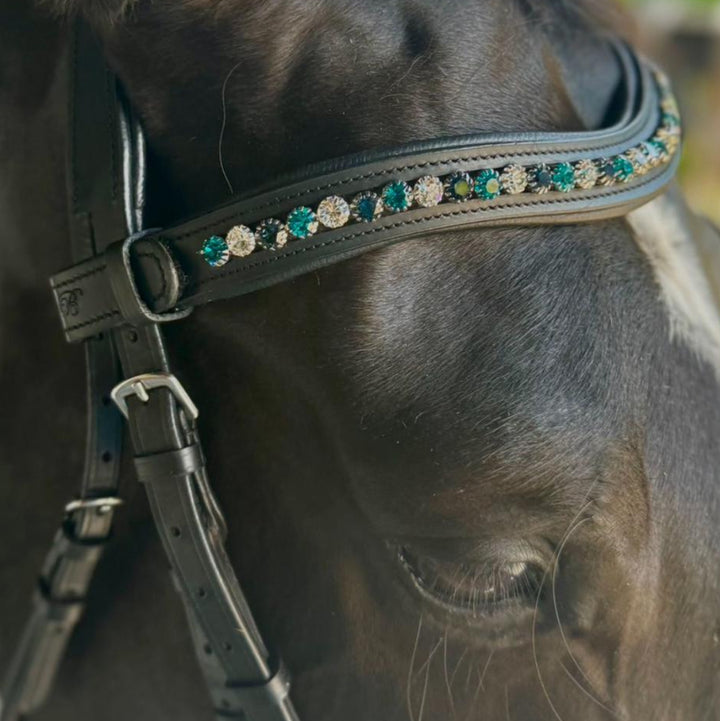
[4,18,300,721]
[50,42,681,343]
[112,330,298,720]
[99,29,301,721]
[0,23,125,720]
[133,443,205,483]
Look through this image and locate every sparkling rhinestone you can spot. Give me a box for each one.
[656,127,680,155]
[661,95,679,117]
[413,176,444,208]
[382,181,413,213]
[662,112,680,130]
[574,159,599,189]
[612,155,635,183]
[597,158,617,186]
[474,169,502,200]
[225,225,255,257]
[317,195,350,228]
[527,164,554,194]
[640,141,662,169]
[655,70,671,92]
[255,219,288,250]
[626,147,650,176]
[500,164,528,195]
[650,137,670,163]
[201,235,230,267]
[552,162,575,193]
[350,192,383,222]
[444,172,473,202]
[287,206,319,239]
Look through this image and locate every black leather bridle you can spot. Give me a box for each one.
[0,20,681,721]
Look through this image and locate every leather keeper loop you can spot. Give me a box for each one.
[134,443,205,484]
[105,231,188,327]
[221,662,291,718]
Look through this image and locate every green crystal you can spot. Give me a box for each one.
[201,235,230,267]
[651,138,669,158]
[287,206,318,239]
[474,170,501,200]
[552,162,575,193]
[612,155,634,183]
[445,172,473,202]
[382,181,412,213]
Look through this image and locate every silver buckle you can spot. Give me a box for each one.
[111,373,199,420]
[65,497,124,515]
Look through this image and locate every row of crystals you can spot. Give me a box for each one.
[201,101,680,268]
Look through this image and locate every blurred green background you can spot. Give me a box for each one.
[623,0,720,222]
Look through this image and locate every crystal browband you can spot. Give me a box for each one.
[50,43,682,344]
[200,70,681,268]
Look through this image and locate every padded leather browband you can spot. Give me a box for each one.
[51,42,680,345]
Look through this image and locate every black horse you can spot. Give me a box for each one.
[2,1,720,719]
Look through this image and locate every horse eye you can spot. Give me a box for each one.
[398,547,545,617]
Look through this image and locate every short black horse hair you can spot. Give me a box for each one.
[42,0,629,34]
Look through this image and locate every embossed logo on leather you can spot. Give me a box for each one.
[58,288,83,317]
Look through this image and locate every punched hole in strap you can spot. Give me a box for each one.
[133,443,205,484]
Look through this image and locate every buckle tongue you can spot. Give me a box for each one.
[111,372,199,420]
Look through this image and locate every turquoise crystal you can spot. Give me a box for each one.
[552,162,576,193]
[474,170,501,200]
[612,155,635,182]
[201,235,230,267]
[287,206,318,239]
[382,181,412,213]
[662,112,680,129]
[651,138,669,159]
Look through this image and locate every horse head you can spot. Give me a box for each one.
[2,1,720,719]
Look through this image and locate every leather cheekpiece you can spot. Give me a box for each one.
[52,232,189,342]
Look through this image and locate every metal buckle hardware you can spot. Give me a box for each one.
[64,497,124,515]
[111,373,199,420]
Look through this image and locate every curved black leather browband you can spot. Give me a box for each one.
[51,41,680,343]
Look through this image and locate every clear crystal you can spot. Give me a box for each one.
[641,141,662,169]
[656,127,680,155]
[317,195,350,228]
[500,164,528,195]
[626,148,650,176]
[413,176,444,208]
[574,159,599,189]
[225,225,256,257]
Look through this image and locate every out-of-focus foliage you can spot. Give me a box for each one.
[620,0,720,223]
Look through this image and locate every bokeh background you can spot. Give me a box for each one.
[624,0,720,222]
